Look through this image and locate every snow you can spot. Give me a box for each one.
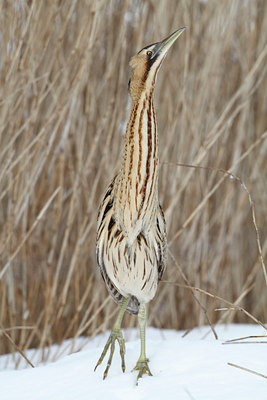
[0,324,266,400]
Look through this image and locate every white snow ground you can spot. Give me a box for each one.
[0,324,266,400]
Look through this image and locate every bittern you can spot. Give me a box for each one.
[95,28,185,383]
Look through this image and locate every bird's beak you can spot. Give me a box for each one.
[151,28,186,59]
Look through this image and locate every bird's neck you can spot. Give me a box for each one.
[113,88,159,242]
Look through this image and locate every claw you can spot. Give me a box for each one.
[94,329,126,379]
[132,358,152,385]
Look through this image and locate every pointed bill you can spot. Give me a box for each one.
[151,27,186,59]
[160,28,186,52]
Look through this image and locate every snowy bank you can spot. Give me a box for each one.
[0,324,266,400]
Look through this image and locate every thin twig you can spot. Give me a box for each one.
[228,362,267,379]
[163,280,267,331]
[168,250,218,339]
[0,324,34,368]
[162,130,267,287]
[0,187,61,279]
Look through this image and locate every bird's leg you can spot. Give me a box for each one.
[94,297,129,379]
[132,303,152,383]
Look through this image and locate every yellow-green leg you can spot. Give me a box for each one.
[94,297,129,379]
[132,303,152,384]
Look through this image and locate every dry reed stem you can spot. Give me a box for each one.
[224,335,267,343]
[228,363,267,379]
[0,324,34,368]
[168,250,218,339]
[163,281,267,331]
[163,151,267,285]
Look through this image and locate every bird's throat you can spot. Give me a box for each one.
[113,90,159,241]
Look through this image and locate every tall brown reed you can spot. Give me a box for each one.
[0,0,266,361]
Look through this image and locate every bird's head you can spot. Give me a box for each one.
[128,28,185,102]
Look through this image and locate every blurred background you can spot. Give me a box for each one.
[0,0,266,361]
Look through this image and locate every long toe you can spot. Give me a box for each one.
[133,359,152,384]
[94,329,126,379]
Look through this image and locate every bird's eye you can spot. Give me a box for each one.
[146,50,152,57]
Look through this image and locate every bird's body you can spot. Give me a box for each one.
[95,29,185,383]
[96,90,167,313]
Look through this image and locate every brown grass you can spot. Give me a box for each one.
[0,0,267,362]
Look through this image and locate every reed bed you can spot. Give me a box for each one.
[0,0,266,361]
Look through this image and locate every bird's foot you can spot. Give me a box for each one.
[132,358,152,384]
[94,329,126,379]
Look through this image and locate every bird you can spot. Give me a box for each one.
[95,28,185,383]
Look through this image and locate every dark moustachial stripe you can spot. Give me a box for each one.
[143,49,160,82]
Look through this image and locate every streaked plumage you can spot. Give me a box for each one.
[95,28,185,383]
[97,177,166,314]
